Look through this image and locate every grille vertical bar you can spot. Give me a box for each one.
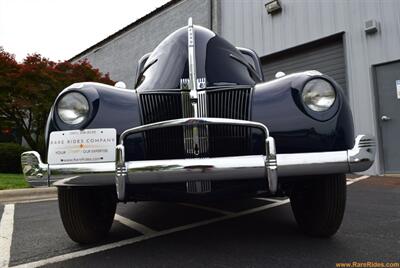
[197,92,209,156]
[182,92,195,157]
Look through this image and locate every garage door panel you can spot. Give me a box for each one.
[261,35,346,93]
[264,54,343,69]
[265,48,344,66]
[264,48,344,68]
[263,57,345,77]
[268,60,344,75]
[263,62,345,82]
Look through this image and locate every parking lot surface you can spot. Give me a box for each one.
[0,176,399,268]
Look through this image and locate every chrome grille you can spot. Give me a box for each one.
[206,88,252,156]
[186,180,211,194]
[139,88,252,160]
[139,93,185,159]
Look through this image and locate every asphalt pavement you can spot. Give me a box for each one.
[0,176,399,268]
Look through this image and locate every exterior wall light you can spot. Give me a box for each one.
[364,19,379,34]
[265,0,282,15]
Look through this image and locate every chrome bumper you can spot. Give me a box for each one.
[21,118,375,200]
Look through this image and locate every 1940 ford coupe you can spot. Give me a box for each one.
[21,19,375,243]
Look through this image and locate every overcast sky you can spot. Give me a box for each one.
[0,0,170,62]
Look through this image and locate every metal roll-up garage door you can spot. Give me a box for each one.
[261,34,347,93]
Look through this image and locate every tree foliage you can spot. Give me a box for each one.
[0,47,114,154]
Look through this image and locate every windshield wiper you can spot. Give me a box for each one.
[229,53,262,81]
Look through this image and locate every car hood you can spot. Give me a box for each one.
[136,25,260,91]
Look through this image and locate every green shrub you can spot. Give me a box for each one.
[0,142,27,173]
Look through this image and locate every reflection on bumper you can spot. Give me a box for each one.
[21,134,375,191]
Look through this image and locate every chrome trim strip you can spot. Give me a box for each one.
[119,117,270,145]
[181,83,208,157]
[187,17,198,102]
[186,18,201,156]
[183,19,208,157]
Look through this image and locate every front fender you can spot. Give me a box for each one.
[45,82,144,160]
[251,72,354,154]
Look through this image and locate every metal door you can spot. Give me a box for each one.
[374,60,400,173]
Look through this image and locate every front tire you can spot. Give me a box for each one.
[58,186,117,244]
[290,174,346,237]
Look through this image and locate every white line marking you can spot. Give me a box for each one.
[255,197,282,203]
[12,199,289,268]
[178,203,234,215]
[346,175,370,185]
[114,214,156,235]
[3,198,58,205]
[0,204,15,268]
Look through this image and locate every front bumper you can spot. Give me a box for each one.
[21,118,375,200]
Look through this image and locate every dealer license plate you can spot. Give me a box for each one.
[48,128,116,165]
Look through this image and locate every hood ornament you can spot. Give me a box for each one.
[187,17,198,106]
[182,18,209,157]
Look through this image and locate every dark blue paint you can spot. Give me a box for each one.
[251,73,354,153]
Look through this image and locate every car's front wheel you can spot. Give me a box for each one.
[289,174,346,237]
[58,186,117,244]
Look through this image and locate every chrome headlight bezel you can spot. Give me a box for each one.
[301,78,337,112]
[56,92,90,126]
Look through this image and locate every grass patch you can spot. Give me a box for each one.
[0,173,29,190]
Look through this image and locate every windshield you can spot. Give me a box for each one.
[136,25,260,91]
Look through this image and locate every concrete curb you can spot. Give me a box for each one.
[0,187,57,204]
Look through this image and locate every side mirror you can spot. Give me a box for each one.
[114,81,127,89]
[236,47,264,81]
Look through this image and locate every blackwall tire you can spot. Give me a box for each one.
[290,174,346,238]
[58,186,117,244]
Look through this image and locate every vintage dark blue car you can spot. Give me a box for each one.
[21,19,375,243]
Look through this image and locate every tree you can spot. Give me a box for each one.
[0,47,114,154]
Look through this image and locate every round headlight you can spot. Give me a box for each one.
[57,92,89,125]
[302,79,336,112]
